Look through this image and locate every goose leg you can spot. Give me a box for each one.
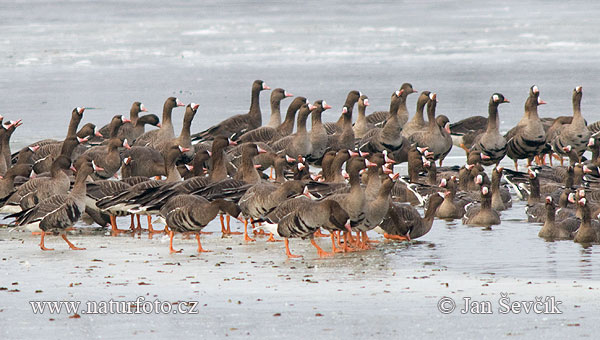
[331,233,342,253]
[342,231,357,252]
[384,232,410,241]
[61,234,85,250]
[168,230,183,254]
[313,228,330,238]
[226,215,241,235]
[243,219,256,242]
[195,232,211,253]
[39,231,54,251]
[311,238,333,257]
[147,215,164,235]
[129,215,135,231]
[284,238,301,258]
[266,232,281,242]
[110,215,128,235]
[136,214,142,231]
[220,214,226,234]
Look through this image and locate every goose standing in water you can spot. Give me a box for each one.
[505,85,547,170]
[462,186,501,228]
[548,86,590,162]
[408,93,452,164]
[470,93,510,166]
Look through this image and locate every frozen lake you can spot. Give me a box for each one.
[1,0,600,338]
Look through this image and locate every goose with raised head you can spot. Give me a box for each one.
[240,96,307,144]
[307,100,332,162]
[401,91,431,138]
[505,85,547,170]
[470,93,510,166]
[324,90,361,135]
[538,196,578,241]
[366,83,416,127]
[191,80,270,142]
[134,96,184,147]
[353,95,372,139]
[549,86,590,160]
[359,88,408,154]
[270,102,315,158]
[463,186,500,228]
[408,93,452,164]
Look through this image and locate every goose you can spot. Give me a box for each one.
[239,96,307,144]
[156,102,198,161]
[265,88,295,128]
[191,80,270,142]
[469,93,510,166]
[9,160,101,250]
[359,88,408,154]
[462,186,500,227]
[408,93,452,163]
[133,96,184,147]
[538,196,578,241]
[259,199,351,258]
[0,120,22,174]
[97,101,148,139]
[238,180,306,242]
[357,174,396,248]
[436,177,469,220]
[490,166,512,211]
[352,95,372,139]
[366,83,416,127]
[326,104,355,152]
[376,192,444,241]
[270,102,315,158]
[324,90,361,135]
[160,195,241,253]
[307,100,332,162]
[574,198,600,244]
[549,86,590,161]
[505,85,547,170]
[401,91,431,138]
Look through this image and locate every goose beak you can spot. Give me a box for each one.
[545,196,552,204]
[185,164,194,171]
[178,145,191,153]
[228,138,238,146]
[341,106,348,115]
[92,161,104,172]
[297,163,306,171]
[192,103,199,110]
[29,145,40,153]
[382,165,393,174]
[122,118,131,123]
[262,83,271,90]
[254,164,262,169]
[359,151,369,157]
[348,150,359,157]
[140,103,148,112]
[562,145,572,152]
[480,153,491,160]
[284,91,293,97]
[538,98,547,105]
[383,151,396,164]
[439,178,447,188]
[323,104,332,110]
[256,145,267,154]
[122,139,131,150]
[176,98,184,107]
[583,165,593,174]
[94,128,103,137]
[77,137,88,144]
[285,155,295,163]
[365,159,378,168]
[504,98,510,103]
[156,123,162,128]
[77,107,85,114]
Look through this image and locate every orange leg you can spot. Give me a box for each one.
[335,231,343,249]
[110,215,128,236]
[195,232,211,253]
[459,143,470,154]
[343,231,357,252]
[438,159,443,167]
[284,238,302,258]
[147,215,164,235]
[31,231,42,235]
[39,231,54,251]
[313,228,330,238]
[226,215,241,235]
[364,231,380,244]
[244,219,256,242]
[168,231,183,254]
[384,233,410,241]
[129,214,135,231]
[331,233,343,253]
[269,167,274,180]
[61,234,85,250]
[266,232,281,242]
[526,158,533,167]
[136,214,142,231]
[311,238,333,257]
[220,214,226,234]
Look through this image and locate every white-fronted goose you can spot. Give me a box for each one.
[549,86,590,160]
[353,95,372,139]
[307,100,331,162]
[233,143,268,184]
[505,85,547,170]
[358,174,396,248]
[134,97,184,147]
[538,196,578,241]
[156,102,198,161]
[366,83,416,127]
[490,166,512,211]
[324,90,361,135]
[10,160,101,250]
[469,93,510,166]
[359,88,408,154]
[574,198,600,244]
[326,104,355,152]
[265,88,294,128]
[239,180,306,242]
[260,199,350,258]
[408,93,452,162]
[376,192,444,241]
[191,80,270,142]
[98,101,147,138]
[462,186,500,227]
[270,102,315,158]
[161,195,241,253]
[239,96,307,144]
[401,91,431,138]
[436,177,469,220]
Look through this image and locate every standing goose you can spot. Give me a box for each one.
[376,192,444,241]
[549,86,590,160]
[324,90,361,135]
[366,83,416,127]
[157,102,198,161]
[133,97,184,147]
[462,186,501,227]
[353,95,372,139]
[96,101,148,143]
[10,160,101,250]
[307,100,332,162]
[326,104,356,152]
[505,85,547,170]
[408,93,452,163]
[0,121,22,175]
[160,195,241,253]
[270,102,315,158]
[233,143,268,184]
[359,88,408,154]
[260,200,351,258]
[358,174,396,248]
[365,90,400,129]
[401,91,431,138]
[240,96,307,144]
[191,80,270,142]
[238,180,306,242]
[470,93,510,166]
[266,88,294,128]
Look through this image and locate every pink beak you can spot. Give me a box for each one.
[157,123,162,128]
[95,130,103,137]
[228,139,238,146]
[122,118,131,123]
[92,161,105,172]
[257,146,267,154]
[30,145,40,152]
[140,104,148,112]
[123,139,131,150]
[176,98,184,107]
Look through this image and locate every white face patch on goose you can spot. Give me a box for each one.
[191,102,199,110]
[429,93,435,100]
[358,91,363,97]
[76,107,84,114]
[140,103,146,111]
[576,86,582,93]
[364,99,369,106]
[537,97,544,104]
[305,99,310,105]
[493,94,500,102]
[395,90,400,97]
[322,101,327,108]
[532,85,539,94]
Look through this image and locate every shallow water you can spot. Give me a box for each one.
[1,0,600,338]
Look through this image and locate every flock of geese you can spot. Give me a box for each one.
[2,80,600,257]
